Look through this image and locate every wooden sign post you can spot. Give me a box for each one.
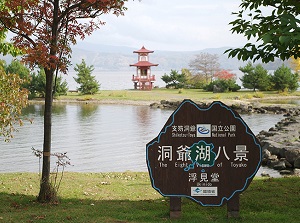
[146,100,261,218]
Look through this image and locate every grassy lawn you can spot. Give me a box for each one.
[0,172,299,223]
[56,89,300,104]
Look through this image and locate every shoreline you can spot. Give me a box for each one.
[28,95,300,108]
[30,98,157,106]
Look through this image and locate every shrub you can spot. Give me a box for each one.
[204,79,241,92]
[243,94,253,99]
[253,92,264,98]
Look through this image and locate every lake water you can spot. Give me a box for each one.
[64,70,168,90]
[64,70,246,90]
[66,69,300,91]
[0,103,284,177]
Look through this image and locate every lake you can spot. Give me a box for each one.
[64,70,246,90]
[0,103,284,177]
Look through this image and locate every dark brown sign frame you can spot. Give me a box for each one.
[146,99,262,216]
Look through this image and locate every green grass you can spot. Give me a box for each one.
[57,89,300,103]
[0,172,299,222]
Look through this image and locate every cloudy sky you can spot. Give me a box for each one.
[81,0,247,51]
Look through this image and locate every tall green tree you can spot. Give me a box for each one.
[0,0,128,202]
[226,0,300,63]
[239,62,271,91]
[5,60,30,80]
[271,65,299,92]
[74,59,99,95]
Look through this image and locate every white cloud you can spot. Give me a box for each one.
[81,0,247,51]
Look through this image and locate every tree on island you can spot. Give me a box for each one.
[239,62,271,91]
[74,59,100,94]
[271,65,299,92]
[189,52,220,84]
[213,69,236,80]
[0,0,128,203]
[226,0,300,63]
[204,70,240,92]
[161,69,187,89]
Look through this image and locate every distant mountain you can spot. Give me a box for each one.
[70,44,241,71]
[71,43,288,71]
[1,43,287,71]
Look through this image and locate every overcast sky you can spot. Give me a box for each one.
[80,0,247,51]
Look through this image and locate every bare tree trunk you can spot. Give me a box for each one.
[37,68,54,202]
[37,0,59,203]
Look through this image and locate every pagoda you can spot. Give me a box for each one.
[130,46,158,90]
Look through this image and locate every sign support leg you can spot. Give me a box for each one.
[227,194,240,218]
[170,197,181,219]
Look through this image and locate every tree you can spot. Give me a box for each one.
[30,68,68,98]
[0,15,27,143]
[161,69,187,89]
[5,60,31,89]
[239,62,271,91]
[289,57,300,72]
[4,60,68,98]
[181,68,192,83]
[0,0,127,202]
[6,60,30,80]
[213,69,236,80]
[189,52,220,84]
[204,70,240,92]
[0,67,28,142]
[0,29,23,57]
[271,65,299,92]
[226,0,300,63]
[54,75,68,97]
[74,59,99,94]
[181,68,207,89]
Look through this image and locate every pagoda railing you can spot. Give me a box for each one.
[132,75,155,82]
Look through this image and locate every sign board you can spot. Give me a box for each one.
[146,100,261,206]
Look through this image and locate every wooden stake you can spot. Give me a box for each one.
[170,197,181,219]
[227,194,240,218]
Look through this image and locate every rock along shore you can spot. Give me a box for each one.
[150,100,300,176]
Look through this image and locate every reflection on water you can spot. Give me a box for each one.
[0,104,284,175]
[79,103,99,118]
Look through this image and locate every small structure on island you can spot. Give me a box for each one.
[130,46,158,90]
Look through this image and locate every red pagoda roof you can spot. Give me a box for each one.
[133,46,154,54]
[130,61,158,67]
